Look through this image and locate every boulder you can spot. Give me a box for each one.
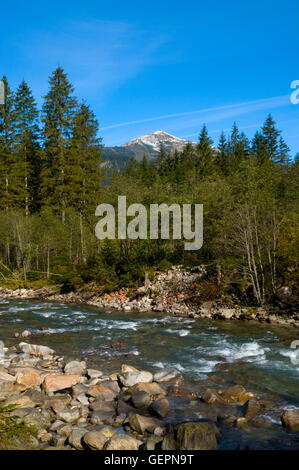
[68,427,87,450]
[104,433,142,450]
[18,342,55,358]
[281,409,299,431]
[89,400,115,412]
[119,370,153,388]
[5,394,36,409]
[64,360,87,376]
[22,410,51,430]
[43,374,81,393]
[149,398,170,418]
[162,422,218,450]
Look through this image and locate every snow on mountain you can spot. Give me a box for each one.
[123,130,195,153]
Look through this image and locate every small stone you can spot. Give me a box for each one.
[129,413,165,434]
[119,370,153,388]
[153,369,182,385]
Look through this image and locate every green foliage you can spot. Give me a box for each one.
[0,70,297,305]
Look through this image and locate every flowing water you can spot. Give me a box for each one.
[1,299,299,449]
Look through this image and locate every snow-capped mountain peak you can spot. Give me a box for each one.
[123,131,194,152]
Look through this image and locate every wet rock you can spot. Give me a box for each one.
[219,385,254,404]
[87,384,117,401]
[56,408,80,424]
[119,370,153,388]
[68,427,87,450]
[201,388,224,404]
[242,399,262,419]
[281,409,299,431]
[149,398,170,418]
[162,422,218,450]
[83,428,115,450]
[104,433,142,450]
[131,390,152,409]
[43,374,81,393]
[64,360,87,376]
[235,417,250,432]
[153,369,182,385]
[128,413,165,434]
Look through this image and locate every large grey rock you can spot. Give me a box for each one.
[119,370,153,387]
[162,422,218,450]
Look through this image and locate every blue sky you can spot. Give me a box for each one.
[1,0,298,154]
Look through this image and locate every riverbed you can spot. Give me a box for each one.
[1,299,299,449]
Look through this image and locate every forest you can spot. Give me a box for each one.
[0,68,298,306]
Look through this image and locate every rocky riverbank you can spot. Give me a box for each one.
[0,266,298,328]
[1,340,298,450]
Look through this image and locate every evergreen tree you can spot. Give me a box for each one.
[216,131,228,174]
[196,125,214,175]
[13,80,40,214]
[0,76,16,209]
[41,67,78,221]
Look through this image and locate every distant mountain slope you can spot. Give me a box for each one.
[102,131,196,168]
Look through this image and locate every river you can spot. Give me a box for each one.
[1,298,299,449]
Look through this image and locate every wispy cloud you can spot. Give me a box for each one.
[101,95,289,131]
[15,19,169,103]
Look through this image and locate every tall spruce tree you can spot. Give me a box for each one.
[196,125,214,175]
[13,80,40,214]
[41,67,78,221]
[0,76,16,210]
